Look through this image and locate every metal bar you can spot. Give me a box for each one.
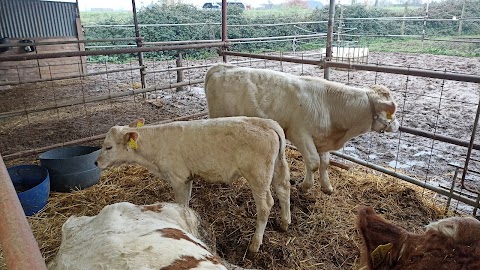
[0,37,143,48]
[3,112,208,160]
[0,42,227,62]
[324,0,335,80]
[323,61,480,83]
[399,126,480,151]
[445,168,460,212]
[331,151,480,208]
[143,39,221,46]
[0,79,204,120]
[0,154,47,270]
[229,33,327,42]
[131,0,146,89]
[0,66,143,87]
[460,95,480,193]
[222,0,227,63]
[424,38,480,44]
[222,51,323,66]
[222,51,480,83]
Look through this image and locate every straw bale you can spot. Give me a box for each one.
[0,148,445,270]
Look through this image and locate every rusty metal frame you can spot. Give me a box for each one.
[0,159,47,269]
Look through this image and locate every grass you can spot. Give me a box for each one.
[363,37,480,57]
[80,11,132,26]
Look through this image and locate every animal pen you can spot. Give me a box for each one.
[0,0,480,269]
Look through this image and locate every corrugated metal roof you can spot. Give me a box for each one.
[0,0,78,38]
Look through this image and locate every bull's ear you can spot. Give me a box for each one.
[123,131,140,150]
[128,118,145,128]
[377,100,396,115]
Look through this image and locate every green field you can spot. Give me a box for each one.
[80,11,132,25]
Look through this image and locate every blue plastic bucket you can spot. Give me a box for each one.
[7,165,50,216]
[39,146,101,192]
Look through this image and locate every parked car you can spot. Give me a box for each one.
[202,2,221,9]
[202,2,245,10]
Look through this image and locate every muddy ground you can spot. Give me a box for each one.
[1,51,480,210]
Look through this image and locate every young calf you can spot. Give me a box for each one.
[49,202,229,270]
[355,205,480,270]
[95,117,291,252]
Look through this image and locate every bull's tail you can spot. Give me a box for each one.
[268,120,289,184]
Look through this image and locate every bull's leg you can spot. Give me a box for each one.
[289,134,319,193]
[249,189,274,253]
[169,177,193,207]
[318,152,333,194]
[272,158,291,231]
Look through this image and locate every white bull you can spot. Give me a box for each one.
[204,63,399,194]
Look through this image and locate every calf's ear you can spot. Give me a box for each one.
[128,118,145,128]
[122,131,140,150]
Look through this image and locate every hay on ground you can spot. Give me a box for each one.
[0,148,445,270]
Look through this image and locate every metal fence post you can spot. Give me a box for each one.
[132,0,146,89]
[324,0,336,80]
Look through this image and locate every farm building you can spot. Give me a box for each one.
[1,0,480,269]
[0,0,86,84]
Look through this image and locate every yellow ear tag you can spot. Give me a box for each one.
[386,112,393,120]
[136,122,144,128]
[371,243,393,268]
[128,138,138,150]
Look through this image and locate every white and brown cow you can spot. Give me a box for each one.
[95,117,291,252]
[204,64,399,193]
[355,205,480,270]
[48,202,245,270]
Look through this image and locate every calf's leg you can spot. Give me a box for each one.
[272,158,291,231]
[169,176,193,206]
[249,188,274,253]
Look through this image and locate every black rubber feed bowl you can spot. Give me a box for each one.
[39,146,101,192]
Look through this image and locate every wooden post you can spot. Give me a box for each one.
[176,52,185,92]
[132,0,146,89]
[458,0,466,35]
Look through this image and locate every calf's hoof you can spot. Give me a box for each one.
[248,241,261,253]
[280,220,290,232]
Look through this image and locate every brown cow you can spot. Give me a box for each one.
[355,205,480,270]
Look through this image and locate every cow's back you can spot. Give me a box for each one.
[204,64,313,130]
[166,117,282,182]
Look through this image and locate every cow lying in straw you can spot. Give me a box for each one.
[48,202,254,270]
[95,117,291,252]
[204,64,399,194]
[355,205,480,270]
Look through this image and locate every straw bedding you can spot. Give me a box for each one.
[0,147,444,270]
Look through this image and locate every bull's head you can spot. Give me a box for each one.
[369,85,400,133]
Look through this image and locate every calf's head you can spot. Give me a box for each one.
[355,205,480,270]
[369,85,399,133]
[95,118,145,169]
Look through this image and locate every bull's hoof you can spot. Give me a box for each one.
[321,186,334,195]
[298,182,313,193]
